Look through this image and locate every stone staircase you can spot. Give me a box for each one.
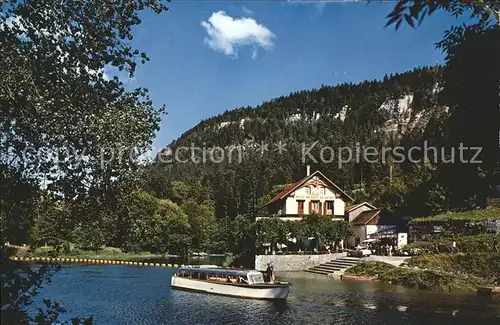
[305,256,362,276]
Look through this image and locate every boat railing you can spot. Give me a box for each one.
[183,264,220,268]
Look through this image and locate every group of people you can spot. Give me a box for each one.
[380,244,396,256]
[367,243,397,256]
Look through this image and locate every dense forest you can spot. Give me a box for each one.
[153,63,497,225]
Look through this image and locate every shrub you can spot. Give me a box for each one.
[407,253,500,280]
[345,257,495,292]
[344,261,396,276]
[408,207,500,241]
[411,207,500,222]
[404,234,500,253]
[379,268,481,292]
[99,246,124,255]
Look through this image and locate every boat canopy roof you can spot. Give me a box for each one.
[177,267,260,277]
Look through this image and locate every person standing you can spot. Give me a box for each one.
[265,263,273,282]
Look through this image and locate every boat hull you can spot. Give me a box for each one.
[171,277,290,300]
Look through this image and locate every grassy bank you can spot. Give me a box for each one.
[11,246,163,261]
[407,253,500,279]
[344,254,498,292]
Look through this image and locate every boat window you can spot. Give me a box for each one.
[248,273,264,284]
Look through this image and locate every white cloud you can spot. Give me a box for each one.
[242,6,253,15]
[200,11,275,59]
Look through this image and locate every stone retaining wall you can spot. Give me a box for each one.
[255,253,345,271]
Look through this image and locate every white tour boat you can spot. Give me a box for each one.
[171,266,291,300]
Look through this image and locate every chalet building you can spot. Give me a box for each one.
[260,166,352,221]
[260,166,382,249]
[344,202,381,247]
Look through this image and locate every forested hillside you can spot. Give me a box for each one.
[151,66,465,222]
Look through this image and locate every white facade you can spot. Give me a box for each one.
[345,203,381,247]
[260,169,381,250]
[348,225,380,247]
[271,175,346,217]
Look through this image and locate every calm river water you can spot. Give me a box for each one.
[28,263,500,325]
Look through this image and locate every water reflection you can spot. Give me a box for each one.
[27,263,499,325]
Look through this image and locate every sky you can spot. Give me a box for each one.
[114,0,469,154]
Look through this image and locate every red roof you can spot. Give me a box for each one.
[263,170,354,207]
[267,181,302,205]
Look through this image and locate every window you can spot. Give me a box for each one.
[320,187,326,195]
[305,187,311,194]
[312,201,320,213]
[297,200,304,214]
[248,273,264,284]
[325,201,334,215]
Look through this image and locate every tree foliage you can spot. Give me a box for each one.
[384,0,499,30]
[1,0,170,323]
[254,215,353,252]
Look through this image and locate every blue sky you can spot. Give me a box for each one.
[120,0,467,153]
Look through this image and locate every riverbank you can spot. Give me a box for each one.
[10,255,183,268]
[344,253,500,292]
[10,245,163,261]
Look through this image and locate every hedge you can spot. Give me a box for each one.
[408,207,500,241]
[411,207,500,222]
[403,234,500,253]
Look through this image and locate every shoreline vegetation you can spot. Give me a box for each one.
[344,256,497,292]
[344,238,500,292]
[9,245,238,266]
[343,208,500,292]
[10,246,163,261]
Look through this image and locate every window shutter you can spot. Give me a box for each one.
[308,201,312,214]
[319,202,322,215]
